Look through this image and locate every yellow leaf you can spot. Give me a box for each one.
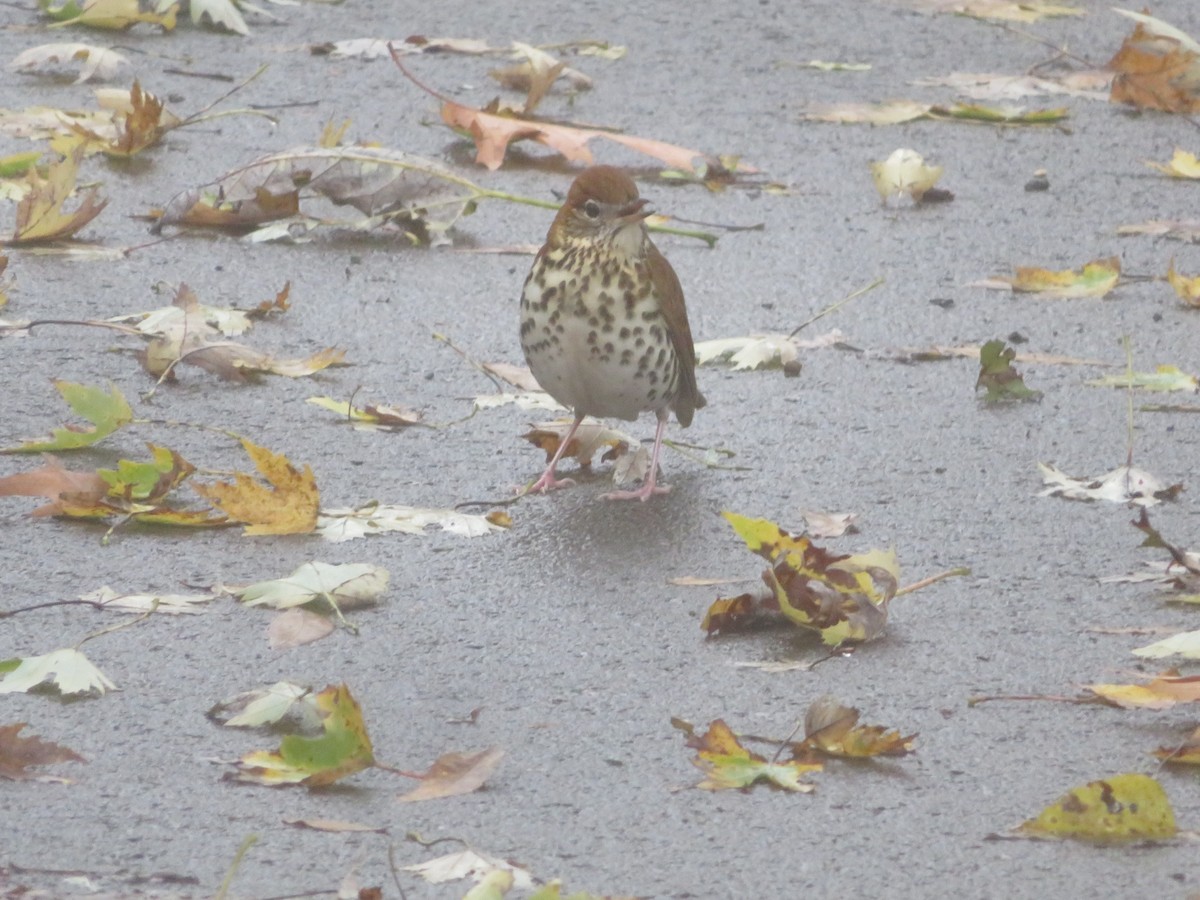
[1018,774,1176,842]
[1147,148,1200,178]
[194,439,318,535]
[9,147,106,244]
[1167,258,1200,306]
[1001,257,1121,299]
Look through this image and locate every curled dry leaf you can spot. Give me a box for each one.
[1167,259,1200,306]
[9,43,130,83]
[523,418,649,485]
[975,256,1120,299]
[316,502,508,541]
[306,396,424,431]
[0,455,106,516]
[1109,9,1200,114]
[1086,671,1200,710]
[797,696,916,759]
[402,850,535,889]
[675,718,819,793]
[870,148,945,205]
[154,146,481,244]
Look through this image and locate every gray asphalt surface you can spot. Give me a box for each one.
[3,0,1200,897]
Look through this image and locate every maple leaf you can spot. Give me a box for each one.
[715,511,899,646]
[396,746,504,802]
[71,79,169,157]
[976,339,1041,403]
[1016,774,1176,842]
[0,723,85,782]
[1108,10,1200,114]
[676,718,819,792]
[226,683,375,787]
[194,438,319,535]
[0,647,117,696]
[6,146,106,244]
[2,380,132,453]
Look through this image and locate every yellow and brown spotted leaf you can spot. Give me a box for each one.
[1167,259,1200,307]
[1009,257,1121,299]
[700,592,762,635]
[1085,670,1200,710]
[0,723,85,781]
[1017,774,1176,842]
[194,438,319,535]
[396,746,504,803]
[796,696,917,759]
[720,512,899,646]
[1109,21,1200,114]
[678,718,819,792]
[7,146,106,244]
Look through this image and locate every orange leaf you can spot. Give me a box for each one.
[194,439,319,535]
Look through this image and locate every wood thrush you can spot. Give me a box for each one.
[519,165,706,501]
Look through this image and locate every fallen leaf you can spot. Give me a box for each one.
[0,647,117,697]
[676,718,819,792]
[976,339,1041,403]
[1017,774,1176,842]
[1086,672,1200,709]
[1085,365,1198,393]
[976,257,1120,299]
[1167,259,1200,307]
[0,723,85,781]
[6,146,106,243]
[1132,630,1200,660]
[38,0,179,31]
[78,585,216,614]
[713,511,899,646]
[206,682,317,728]
[870,147,944,204]
[226,683,374,787]
[316,502,507,541]
[282,817,386,834]
[231,561,388,611]
[268,608,335,649]
[1108,9,1200,114]
[2,380,131,453]
[1037,462,1182,506]
[1118,219,1200,242]
[0,455,106,515]
[306,396,423,431]
[795,696,916,759]
[1153,725,1200,765]
[902,0,1083,22]
[912,70,1110,101]
[194,439,319,535]
[402,850,535,890]
[800,509,858,538]
[1146,148,1200,179]
[397,746,504,802]
[523,419,649,485]
[8,42,130,83]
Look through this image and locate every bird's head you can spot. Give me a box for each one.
[547,165,651,251]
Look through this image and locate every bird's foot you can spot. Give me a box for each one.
[600,482,671,502]
[525,472,577,495]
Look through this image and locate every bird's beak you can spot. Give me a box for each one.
[615,198,651,223]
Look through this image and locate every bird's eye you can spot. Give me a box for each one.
[582,200,601,219]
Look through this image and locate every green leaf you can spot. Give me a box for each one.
[3,381,132,453]
[976,339,1041,403]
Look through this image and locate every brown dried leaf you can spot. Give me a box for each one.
[397,747,504,803]
[194,438,319,536]
[0,723,85,781]
[0,455,106,516]
[8,146,106,244]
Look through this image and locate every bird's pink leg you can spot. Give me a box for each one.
[601,414,671,502]
[528,412,584,494]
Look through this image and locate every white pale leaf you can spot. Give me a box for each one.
[79,585,214,615]
[402,850,534,889]
[232,561,389,609]
[1037,462,1178,507]
[184,0,250,34]
[9,43,130,83]
[317,504,505,542]
[213,681,315,727]
[473,391,565,411]
[1132,629,1200,660]
[0,648,117,696]
[268,608,334,649]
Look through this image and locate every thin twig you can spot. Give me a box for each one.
[788,277,884,338]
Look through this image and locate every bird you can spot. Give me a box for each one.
[519,165,706,501]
